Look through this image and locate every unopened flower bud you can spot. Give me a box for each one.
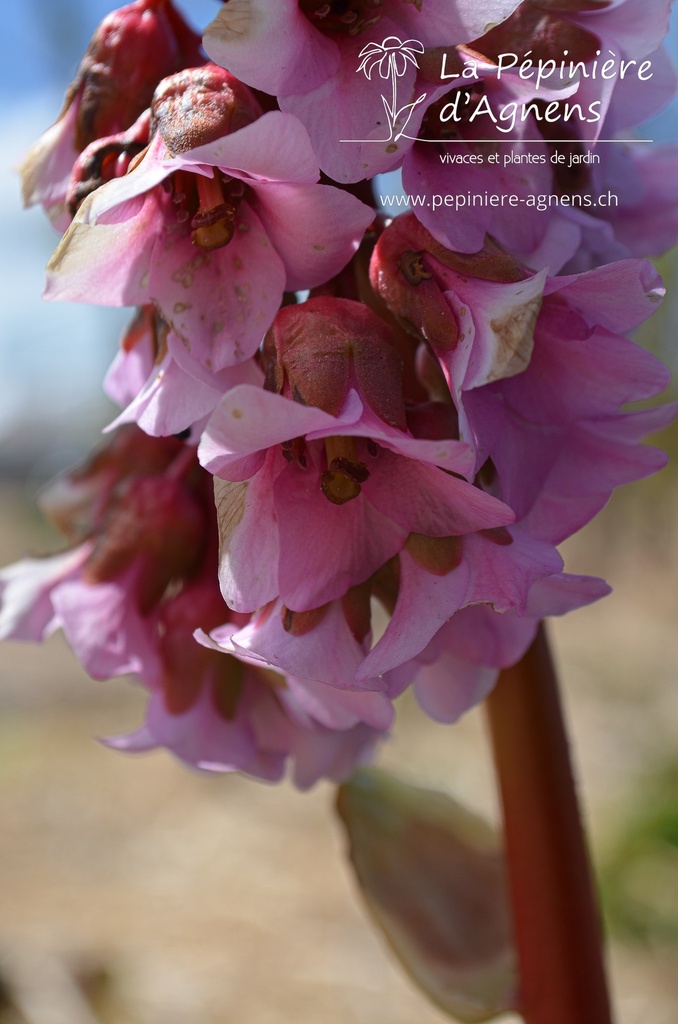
[69,0,203,152]
[38,425,184,540]
[151,64,262,156]
[263,297,407,429]
[84,474,206,613]
[21,0,202,223]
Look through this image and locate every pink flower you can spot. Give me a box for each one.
[202,0,522,181]
[0,427,389,787]
[199,297,515,617]
[371,215,674,546]
[45,64,374,372]
[107,573,392,788]
[383,573,611,723]
[20,0,202,229]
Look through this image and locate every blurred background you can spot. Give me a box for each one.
[1,3,677,1023]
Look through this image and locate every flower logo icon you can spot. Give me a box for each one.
[356,36,426,141]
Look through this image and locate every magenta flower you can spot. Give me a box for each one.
[45,65,374,372]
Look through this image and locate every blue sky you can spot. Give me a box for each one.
[0,2,217,464]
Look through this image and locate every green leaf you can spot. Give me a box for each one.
[336,769,517,1022]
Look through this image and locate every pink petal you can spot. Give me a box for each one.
[199,385,360,480]
[358,549,472,679]
[149,199,286,371]
[213,458,281,613]
[284,675,393,731]
[45,189,159,306]
[249,181,373,289]
[413,654,498,724]
[280,17,422,183]
[182,111,321,184]
[226,598,383,692]
[316,399,476,479]
[203,0,338,98]
[20,101,80,229]
[51,569,161,681]
[274,458,407,611]
[106,349,222,437]
[104,324,155,409]
[394,0,522,41]
[462,528,563,612]
[0,546,89,642]
[289,724,380,790]
[544,259,665,333]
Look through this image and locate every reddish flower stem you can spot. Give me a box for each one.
[485,624,614,1024]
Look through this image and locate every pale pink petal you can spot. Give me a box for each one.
[45,189,159,306]
[573,0,670,59]
[20,101,80,229]
[462,528,563,611]
[544,259,665,334]
[316,399,475,479]
[182,111,321,184]
[213,458,281,613]
[203,0,338,98]
[106,349,222,437]
[443,269,548,391]
[283,675,394,732]
[199,385,361,480]
[225,598,383,692]
[249,181,373,289]
[280,24,422,183]
[526,574,612,618]
[394,0,522,41]
[414,655,499,724]
[51,569,161,681]
[289,724,380,790]
[0,546,89,642]
[104,327,155,409]
[358,549,472,679]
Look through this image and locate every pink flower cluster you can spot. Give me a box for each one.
[1,0,674,785]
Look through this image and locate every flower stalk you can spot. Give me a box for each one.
[485,624,614,1024]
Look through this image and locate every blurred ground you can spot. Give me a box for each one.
[1,433,677,1024]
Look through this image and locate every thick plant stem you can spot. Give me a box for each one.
[485,624,614,1024]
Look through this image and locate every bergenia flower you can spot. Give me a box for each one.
[0,428,390,788]
[45,65,374,372]
[203,0,523,181]
[20,0,203,230]
[198,297,516,615]
[371,214,674,547]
